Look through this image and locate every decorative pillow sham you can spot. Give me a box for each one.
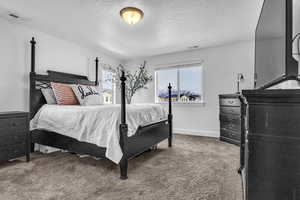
[41,88,57,104]
[51,82,79,105]
[71,84,102,106]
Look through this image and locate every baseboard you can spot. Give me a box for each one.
[174,128,219,138]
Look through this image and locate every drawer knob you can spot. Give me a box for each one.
[12,122,16,127]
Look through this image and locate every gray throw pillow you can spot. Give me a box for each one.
[41,88,57,104]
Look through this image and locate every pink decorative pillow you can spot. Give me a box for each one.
[51,82,79,105]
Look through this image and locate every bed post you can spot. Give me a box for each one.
[95,57,99,86]
[29,37,36,120]
[168,83,173,147]
[29,37,36,157]
[119,71,128,180]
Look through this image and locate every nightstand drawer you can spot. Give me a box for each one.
[0,129,27,137]
[0,134,27,147]
[0,143,26,161]
[0,117,28,131]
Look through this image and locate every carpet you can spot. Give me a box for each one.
[0,135,242,200]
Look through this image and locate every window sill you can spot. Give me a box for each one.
[156,101,206,106]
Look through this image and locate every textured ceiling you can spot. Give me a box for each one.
[0,0,264,60]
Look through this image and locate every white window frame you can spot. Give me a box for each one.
[155,61,205,105]
[101,68,117,104]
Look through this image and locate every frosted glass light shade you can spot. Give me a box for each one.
[120,7,144,25]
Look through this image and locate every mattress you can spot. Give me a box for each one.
[30,104,167,164]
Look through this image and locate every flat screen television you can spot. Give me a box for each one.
[255,0,298,89]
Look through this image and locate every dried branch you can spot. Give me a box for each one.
[108,61,152,104]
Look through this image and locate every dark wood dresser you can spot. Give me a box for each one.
[219,94,244,146]
[0,112,30,162]
[242,89,300,200]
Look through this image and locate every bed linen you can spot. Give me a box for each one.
[30,104,167,164]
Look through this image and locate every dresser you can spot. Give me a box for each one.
[219,94,244,146]
[0,112,30,162]
[242,89,300,200]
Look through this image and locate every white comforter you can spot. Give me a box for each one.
[30,104,167,164]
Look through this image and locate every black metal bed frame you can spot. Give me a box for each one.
[29,38,173,179]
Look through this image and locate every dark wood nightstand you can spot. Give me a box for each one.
[0,112,30,162]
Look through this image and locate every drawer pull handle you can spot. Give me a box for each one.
[228,100,234,104]
[12,122,16,127]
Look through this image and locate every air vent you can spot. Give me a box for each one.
[8,13,20,19]
[0,11,30,23]
[188,45,199,49]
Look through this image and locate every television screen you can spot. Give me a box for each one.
[255,0,286,88]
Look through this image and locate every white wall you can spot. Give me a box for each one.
[0,18,120,112]
[0,17,255,138]
[125,41,255,137]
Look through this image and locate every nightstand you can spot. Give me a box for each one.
[0,112,30,162]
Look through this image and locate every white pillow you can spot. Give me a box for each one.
[71,84,103,105]
[41,88,57,104]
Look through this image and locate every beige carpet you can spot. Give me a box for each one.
[0,135,242,200]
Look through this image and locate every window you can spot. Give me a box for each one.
[155,64,203,103]
[102,69,115,104]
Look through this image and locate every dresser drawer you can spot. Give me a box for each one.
[220,115,241,132]
[221,128,241,140]
[221,121,241,132]
[248,104,300,138]
[220,114,241,123]
[0,117,28,131]
[220,136,240,145]
[220,98,240,107]
[0,143,26,161]
[220,106,241,115]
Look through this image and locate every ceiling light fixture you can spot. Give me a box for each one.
[120,7,144,25]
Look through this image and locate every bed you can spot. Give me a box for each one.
[29,38,173,179]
